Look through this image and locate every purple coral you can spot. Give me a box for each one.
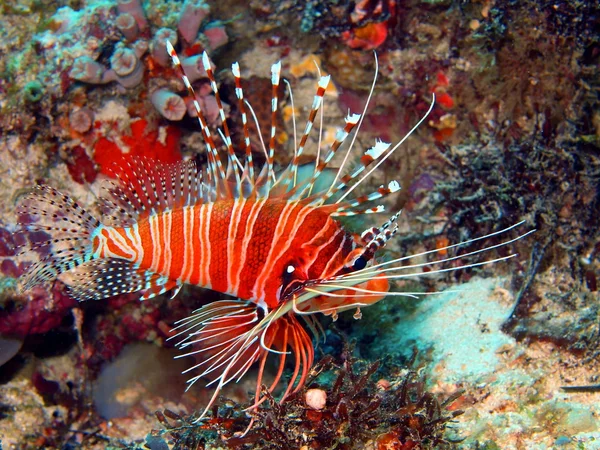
[70,56,108,84]
[151,89,186,121]
[0,285,77,338]
[151,28,178,67]
[178,0,210,45]
[115,13,139,42]
[109,47,144,88]
[116,0,148,31]
[0,226,19,257]
[69,108,94,133]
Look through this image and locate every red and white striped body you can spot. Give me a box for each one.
[92,198,357,309]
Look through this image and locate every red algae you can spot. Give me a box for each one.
[65,146,97,184]
[94,119,182,178]
[342,22,388,50]
[0,285,76,338]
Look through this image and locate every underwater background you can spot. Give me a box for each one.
[0,0,599,448]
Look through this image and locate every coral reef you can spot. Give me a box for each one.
[0,0,599,448]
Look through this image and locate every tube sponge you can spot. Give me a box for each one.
[115,13,139,42]
[151,28,178,67]
[116,0,148,31]
[69,108,95,133]
[110,47,144,88]
[204,25,228,51]
[151,89,187,121]
[180,54,208,83]
[70,56,107,84]
[178,0,210,45]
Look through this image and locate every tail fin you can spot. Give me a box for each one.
[17,185,101,291]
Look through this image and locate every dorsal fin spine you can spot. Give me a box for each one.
[287,112,360,201]
[232,62,256,189]
[202,51,241,197]
[165,41,226,196]
[266,61,282,193]
[275,74,331,195]
[308,139,391,207]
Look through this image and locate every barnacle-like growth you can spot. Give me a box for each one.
[154,345,463,449]
[23,80,44,104]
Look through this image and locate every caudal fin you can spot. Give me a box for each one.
[17,185,101,291]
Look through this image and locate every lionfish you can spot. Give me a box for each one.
[17,42,530,420]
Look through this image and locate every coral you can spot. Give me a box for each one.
[116,0,148,31]
[0,219,45,281]
[70,57,107,85]
[0,0,227,192]
[68,108,94,134]
[0,284,76,338]
[341,21,388,50]
[109,47,145,89]
[305,388,327,410]
[203,24,229,51]
[151,88,187,121]
[115,12,139,42]
[64,146,97,185]
[151,28,178,67]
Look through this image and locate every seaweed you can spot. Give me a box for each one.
[153,344,464,449]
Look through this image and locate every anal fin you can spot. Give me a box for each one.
[140,279,182,301]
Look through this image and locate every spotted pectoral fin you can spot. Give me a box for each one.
[66,258,180,302]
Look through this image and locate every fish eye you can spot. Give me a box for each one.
[353,256,367,271]
[281,264,297,286]
[280,263,303,299]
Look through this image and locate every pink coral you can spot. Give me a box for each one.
[70,56,107,84]
[151,89,187,121]
[178,0,210,45]
[69,108,94,133]
[109,47,144,88]
[116,0,148,31]
[204,25,228,51]
[180,54,210,83]
[152,28,178,67]
[115,12,139,42]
